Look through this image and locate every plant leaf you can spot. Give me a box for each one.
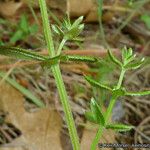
[125,58,145,70]
[90,98,105,125]
[0,46,48,61]
[126,90,150,96]
[20,15,29,33]
[125,54,136,64]
[84,76,112,91]
[85,111,97,123]
[10,30,23,43]
[61,55,98,63]
[122,46,128,62]
[108,49,122,67]
[52,25,64,36]
[141,14,150,29]
[65,24,84,40]
[106,123,134,132]
[71,16,84,29]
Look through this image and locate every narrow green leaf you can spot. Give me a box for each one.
[52,25,64,36]
[85,111,97,123]
[122,46,128,62]
[108,49,122,67]
[125,58,145,70]
[0,46,48,61]
[125,54,136,64]
[122,47,134,65]
[20,15,29,33]
[61,55,98,63]
[126,47,133,59]
[10,30,23,43]
[0,71,45,107]
[141,14,150,29]
[63,17,71,29]
[72,16,84,29]
[106,123,134,132]
[126,90,150,96]
[90,98,105,125]
[65,24,84,40]
[52,25,60,35]
[84,76,112,91]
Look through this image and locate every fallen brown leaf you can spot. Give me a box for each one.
[0,82,62,150]
[81,122,116,150]
[0,1,22,17]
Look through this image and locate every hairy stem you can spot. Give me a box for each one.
[57,39,66,55]
[116,68,125,89]
[104,95,117,122]
[90,126,104,150]
[38,0,80,149]
[97,0,109,48]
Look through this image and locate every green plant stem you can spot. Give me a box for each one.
[52,65,80,150]
[38,0,80,149]
[97,0,109,48]
[104,95,117,122]
[57,38,66,55]
[116,68,125,89]
[90,126,104,150]
[38,0,54,57]
[27,1,40,26]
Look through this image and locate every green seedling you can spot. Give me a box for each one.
[85,47,150,150]
[10,15,38,44]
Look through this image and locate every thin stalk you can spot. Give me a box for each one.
[116,68,125,89]
[38,0,80,149]
[104,95,117,122]
[27,1,40,26]
[57,39,66,55]
[38,0,54,56]
[90,126,104,150]
[97,0,109,48]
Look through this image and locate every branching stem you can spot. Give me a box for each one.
[91,67,126,150]
[38,0,80,149]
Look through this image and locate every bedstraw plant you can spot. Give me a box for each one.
[0,0,150,150]
[85,47,150,150]
[0,0,92,149]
